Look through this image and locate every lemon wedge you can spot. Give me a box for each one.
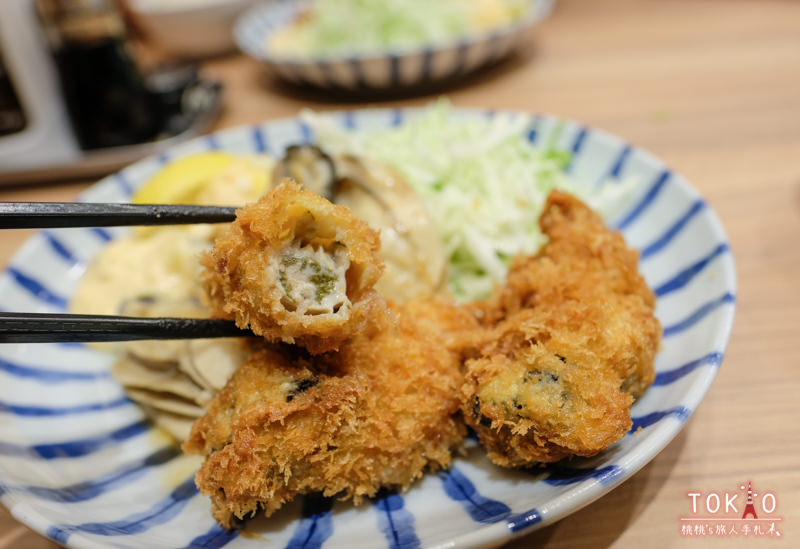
[133,152,241,205]
[130,151,273,237]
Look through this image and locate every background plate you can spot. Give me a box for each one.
[0,107,736,549]
[234,0,554,90]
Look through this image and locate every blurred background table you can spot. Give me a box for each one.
[2,0,799,547]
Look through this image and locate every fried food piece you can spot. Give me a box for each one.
[462,190,661,467]
[183,300,471,528]
[201,179,385,354]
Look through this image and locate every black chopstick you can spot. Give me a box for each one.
[0,313,254,343]
[0,202,237,229]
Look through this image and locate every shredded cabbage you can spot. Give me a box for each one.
[302,102,636,302]
[268,0,529,57]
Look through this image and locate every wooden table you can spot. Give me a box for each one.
[2,0,799,547]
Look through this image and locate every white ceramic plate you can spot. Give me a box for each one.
[0,108,736,549]
[234,0,554,90]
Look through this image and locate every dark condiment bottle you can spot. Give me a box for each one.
[35,0,161,150]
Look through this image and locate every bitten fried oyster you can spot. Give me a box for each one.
[460,191,661,467]
[201,179,385,354]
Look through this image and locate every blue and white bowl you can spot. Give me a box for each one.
[0,108,736,548]
[234,0,554,90]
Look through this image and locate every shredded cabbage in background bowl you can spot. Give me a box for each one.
[267,0,530,58]
[303,102,635,302]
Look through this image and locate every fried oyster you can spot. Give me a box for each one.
[461,191,661,467]
[182,299,474,528]
[187,185,661,527]
[201,179,384,354]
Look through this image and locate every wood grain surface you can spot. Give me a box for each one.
[2,0,799,547]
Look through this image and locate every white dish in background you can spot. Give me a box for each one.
[234,0,554,90]
[130,0,256,58]
[0,108,736,548]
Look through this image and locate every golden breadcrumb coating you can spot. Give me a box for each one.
[201,179,385,354]
[461,190,661,467]
[186,187,660,527]
[182,300,472,528]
